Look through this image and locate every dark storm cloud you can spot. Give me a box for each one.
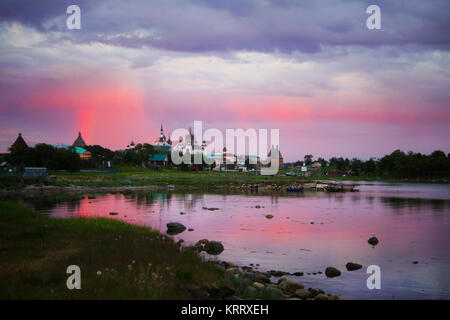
[1,0,449,53]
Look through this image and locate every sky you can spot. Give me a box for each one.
[0,0,449,161]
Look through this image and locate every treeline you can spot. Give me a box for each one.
[4,142,163,171]
[4,142,450,179]
[287,150,450,179]
[7,143,81,171]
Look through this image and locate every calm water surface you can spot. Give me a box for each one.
[16,182,450,299]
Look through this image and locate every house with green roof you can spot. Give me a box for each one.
[149,153,168,167]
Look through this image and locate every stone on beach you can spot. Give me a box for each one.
[252,282,265,290]
[204,241,224,255]
[294,288,312,299]
[325,267,341,278]
[314,293,329,300]
[278,277,304,293]
[166,222,186,235]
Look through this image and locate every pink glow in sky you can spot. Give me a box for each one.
[0,1,449,160]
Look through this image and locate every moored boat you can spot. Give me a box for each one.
[286,184,304,192]
[324,185,344,192]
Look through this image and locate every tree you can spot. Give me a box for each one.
[317,157,328,168]
[350,158,362,175]
[304,154,313,166]
[85,145,114,168]
[8,142,34,169]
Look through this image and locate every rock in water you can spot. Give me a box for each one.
[325,267,341,278]
[204,241,224,255]
[109,212,119,216]
[346,262,363,271]
[166,222,186,235]
[368,236,379,245]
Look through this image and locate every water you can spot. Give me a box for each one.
[12,182,450,299]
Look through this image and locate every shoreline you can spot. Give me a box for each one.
[0,201,342,300]
[1,176,448,197]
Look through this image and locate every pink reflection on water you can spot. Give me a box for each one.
[37,186,450,299]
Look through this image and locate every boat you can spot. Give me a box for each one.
[286,185,304,192]
[315,183,328,191]
[324,185,344,192]
[285,172,296,176]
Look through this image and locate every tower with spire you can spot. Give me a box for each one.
[10,133,28,150]
[72,131,87,147]
[154,124,172,151]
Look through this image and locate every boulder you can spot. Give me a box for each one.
[166,222,186,235]
[325,267,341,278]
[295,288,312,299]
[368,236,379,245]
[252,282,265,290]
[314,293,329,300]
[255,273,271,284]
[346,262,362,271]
[204,241,224,255]
[196,239,209,246]
[309,288,319,298]
[278,278,304,293]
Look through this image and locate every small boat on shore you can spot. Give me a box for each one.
[324,185,344,192]
[286,184,304,192]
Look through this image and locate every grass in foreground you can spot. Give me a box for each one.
[0,201,229,299]
[0,201,283,299]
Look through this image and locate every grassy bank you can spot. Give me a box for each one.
[0,202,220,299]
[0,201,284,299]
